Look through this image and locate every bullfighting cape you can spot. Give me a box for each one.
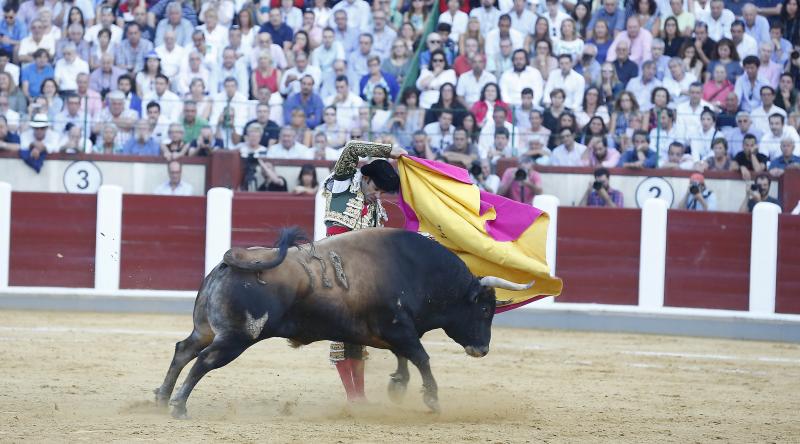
[397,156,563,313]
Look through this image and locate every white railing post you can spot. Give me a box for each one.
[638,198,668,309]
[205,187,233,275]
[749,202,781,314]
[0,182,11,288]
[532,194,559,304]
[94,185,123,290]
[314,186,326,241]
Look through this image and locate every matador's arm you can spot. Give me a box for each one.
[332,140,394,179]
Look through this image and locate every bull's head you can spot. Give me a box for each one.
[444,277,534,358]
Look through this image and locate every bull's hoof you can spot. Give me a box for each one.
[153,388,169,408]
[423,392,440,414]
[387,376,408,404]
[169,400,189,420]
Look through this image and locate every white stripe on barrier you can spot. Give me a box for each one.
[533,194,559,305]
[314,186,326,241]
[205,187,233,275]
[94,185,123,291]
[0,182,10,289]
[639,198,668,309]
[749,202,781,314]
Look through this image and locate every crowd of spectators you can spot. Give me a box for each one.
[0,0,798,208]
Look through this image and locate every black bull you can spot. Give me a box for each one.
[155,227,532,418]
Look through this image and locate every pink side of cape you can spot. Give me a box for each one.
[398,156,542,242]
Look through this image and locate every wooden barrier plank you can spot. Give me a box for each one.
[664,211,750,310]
[9,192,96,287]
[231,193,406,247]
[119,195,206,290]
[776,215,800,314]
[555,207,641,305]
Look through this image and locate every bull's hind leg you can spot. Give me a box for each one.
[169,335,252,419]
[154,330,213,407]
[387,354,409,404]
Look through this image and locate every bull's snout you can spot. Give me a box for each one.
[464,345,489,358]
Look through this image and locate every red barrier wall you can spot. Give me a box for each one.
[9,192,96,287]
[231,193,316,247]
[664,211,751,310]
[119,195,206,290]
[555,207,641,305]
[776,215,800,314]
[231,193,407,247]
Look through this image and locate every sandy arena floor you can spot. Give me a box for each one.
[0,309,798,443]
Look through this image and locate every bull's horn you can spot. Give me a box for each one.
[480,276,535,291]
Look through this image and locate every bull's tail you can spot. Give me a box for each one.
[222,226,308,271]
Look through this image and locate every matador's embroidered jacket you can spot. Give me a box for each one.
[322,141,393,231]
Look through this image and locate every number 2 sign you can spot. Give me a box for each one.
[63,161,103,194]
[634,176,674,208]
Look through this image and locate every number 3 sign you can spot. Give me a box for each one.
[635,176,674,208]
[63,161,103,193]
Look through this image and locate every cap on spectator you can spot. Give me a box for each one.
[690,173,705,184]
[29,114,50,128]
[145,50,160,60]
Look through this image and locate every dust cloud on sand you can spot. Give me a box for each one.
[1,310,799,443]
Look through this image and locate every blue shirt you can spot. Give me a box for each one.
[20,64,55,98]
[0,19,27,54]
[744,16,770,46]
[260,23,294,48]
[618,148,658,168]
[283,92,324,129]
[121,137,161,156]
[588,8,626,33]
[734,75,770,113]
[769,155,800,169]
[613,59,639,86]
[359,71,400,102]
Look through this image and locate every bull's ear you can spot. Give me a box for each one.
[466,280,482,304]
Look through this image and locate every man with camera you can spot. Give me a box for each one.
[579,167,623,208]
[497,156,542,203]
[677,173,717,211]
[469,159,500,194]
[739,172,782,212]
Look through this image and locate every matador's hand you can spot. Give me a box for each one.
[390,145,408,159]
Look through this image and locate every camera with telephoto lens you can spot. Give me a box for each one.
[469,161,482,178]
[689,183,700,195]
[592,180,603,191]
[514,168,527,181]
[751,183,760,192]
[792,51,800,60]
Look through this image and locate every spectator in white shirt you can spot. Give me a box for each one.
[423,110,456,155]
[267,126,313,159]
[731,20,758,59]
[663,57,697,104]
[154,30,186,78]
[750,86,787,135]
[154,161,194,196]
[484,14,525,63]
[456,53,496,107]
[324,75,364,130]
[439,0,468,42]
[543,54,586,111]
[280,51,322,96]
[675,82,712,135]
[551,126,587,166]
[469,0,501,35]
[54,42,89,92]
[760,113,800,159]
[153,160,194,196]
[85,6,123,47]
[704,0,734,41]
[499,49,544,107]
[142,74,182,122]
[330,0,370,33]
[507,0,536,35]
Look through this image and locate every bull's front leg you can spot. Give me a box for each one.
[391,342,439,413]
[388,353,409,404]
